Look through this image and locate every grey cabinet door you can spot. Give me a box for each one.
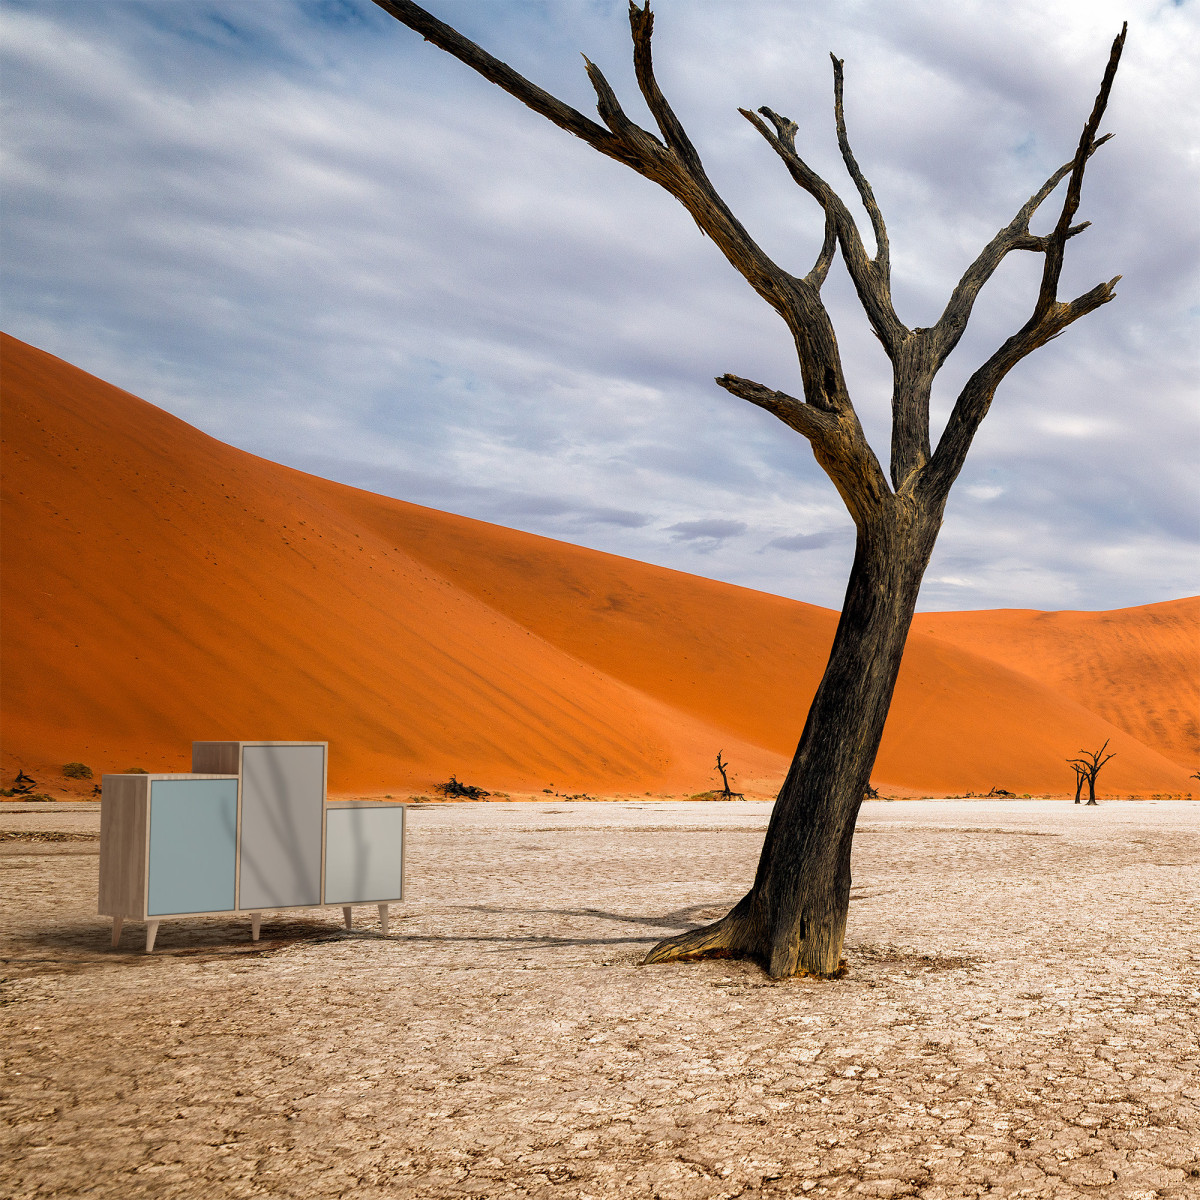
[238,744,324,909]
[324,807,405,904]
[147,779,238,916]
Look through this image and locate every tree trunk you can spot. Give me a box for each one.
[1086,777,1098,805]
[645,495,940,977]
[1074,773,1083,804]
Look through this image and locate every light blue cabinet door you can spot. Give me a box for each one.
[148,779,238,915]
[324,807,404,904]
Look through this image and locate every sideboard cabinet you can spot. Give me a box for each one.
[100,742,406,950]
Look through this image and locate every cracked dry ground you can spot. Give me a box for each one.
[2,799,1198,1200]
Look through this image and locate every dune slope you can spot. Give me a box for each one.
[2,333,1193,795]
[913,604,1199,772]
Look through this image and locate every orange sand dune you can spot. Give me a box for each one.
[2,333,1194,796]
[913,603,1199,772]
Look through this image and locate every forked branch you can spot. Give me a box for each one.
[1036,24,1127,322]
[920,25,1127,503]
[930,134,1113,368]
[1068,739,1116,779]
[831,54,889,279]
[627,4,705,178]
[373,0,630,163]
[740,101,906,355]
[375,0,892,522]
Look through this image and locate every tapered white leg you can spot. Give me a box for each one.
[343,906,353,930]
[378,903,389,936]
[250,912,262,942]
[145,921,159,953]
[111,916,123,949]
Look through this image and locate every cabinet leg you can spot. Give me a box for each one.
[250,912,262,942]
[378,903,389,936]
[111,916,123,949]
[343,906,353,930]
[145,921,160,953]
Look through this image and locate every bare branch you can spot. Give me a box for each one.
[581,56,665,159]
[717,374,892,520]
[1069,740,1116,775]
[930,136,1113,368]
[375,0,886,478]
[806,209,837,289]
[627,3,705,177]
[831,55,889,277]
[761,107,799,151]
[740,106,907,356]
[374,4,799,326]
[715,374,835,442]
[1014,222,1092,250]
[372,0,636,166]
[921,272,1121,502]
[741,108,828,203]
[918,27,1126,503]
[1034,24,1127,321]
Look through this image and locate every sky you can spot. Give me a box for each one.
[2,0,1197,612]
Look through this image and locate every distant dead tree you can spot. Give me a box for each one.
[373,1,1126,977]
[712,751,742,799]
[1068,741,1116,806]
[714,751,733,797]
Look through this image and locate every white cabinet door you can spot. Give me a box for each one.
[238,744,325,909]
[324,805,405,904]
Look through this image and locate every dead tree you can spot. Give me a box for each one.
[372,1,1126,976]
[711,751,743,799]
[714,751,734,797]
[1068,741,1116,806]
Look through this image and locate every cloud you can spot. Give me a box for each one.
[765,532,842,552]
[1,0,1196,612]
[666,519,749,544]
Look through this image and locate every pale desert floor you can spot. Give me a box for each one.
[2,799,1197,1200]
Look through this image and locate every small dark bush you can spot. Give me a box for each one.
[62,762,93,780]
[434,775,490,800]
[125,767,148,774]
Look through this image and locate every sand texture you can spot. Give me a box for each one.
[2,334,1195,798]
[2,798,1198,1199]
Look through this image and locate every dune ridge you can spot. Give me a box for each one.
[2,333,1194,796]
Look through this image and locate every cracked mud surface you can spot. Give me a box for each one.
[2,799,1198,1199]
